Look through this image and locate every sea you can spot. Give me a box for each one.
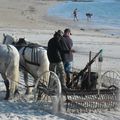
[48,0,120,35]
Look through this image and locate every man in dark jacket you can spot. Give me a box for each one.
[47,30,69,88]
[63,28,75,87]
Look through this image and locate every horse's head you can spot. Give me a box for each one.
[3,33,16,45]
[15,38,27,50]
[16,38,27,45]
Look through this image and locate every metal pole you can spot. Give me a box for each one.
[88,51,91,87]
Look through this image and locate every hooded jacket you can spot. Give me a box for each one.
[47,32,69,63]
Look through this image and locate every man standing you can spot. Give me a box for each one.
[47,30,67,89]
[63,28,75,87]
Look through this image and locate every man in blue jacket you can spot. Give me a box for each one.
[63,28,75,87]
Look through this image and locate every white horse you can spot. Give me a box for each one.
[0,44,20,100]
[3,34,50,94]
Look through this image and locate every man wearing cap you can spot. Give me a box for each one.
[62,28,75,87]
[47,30,69,89]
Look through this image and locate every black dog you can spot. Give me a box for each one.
[86,13,93,21]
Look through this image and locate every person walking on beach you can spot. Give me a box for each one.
[73,8,78,21]
[47,30,68,89]
[62,28,75,87]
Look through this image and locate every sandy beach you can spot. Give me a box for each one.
[0,0,120,119]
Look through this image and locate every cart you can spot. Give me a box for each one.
[33,50,120,113]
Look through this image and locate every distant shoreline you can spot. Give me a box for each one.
[46,0,120,37]
[0,0,119,38]
[45,12,120,38]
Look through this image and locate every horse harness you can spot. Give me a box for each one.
[21,44,41,66]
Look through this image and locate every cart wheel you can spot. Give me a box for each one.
[101,70,120,89]
[34,71,62,105]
